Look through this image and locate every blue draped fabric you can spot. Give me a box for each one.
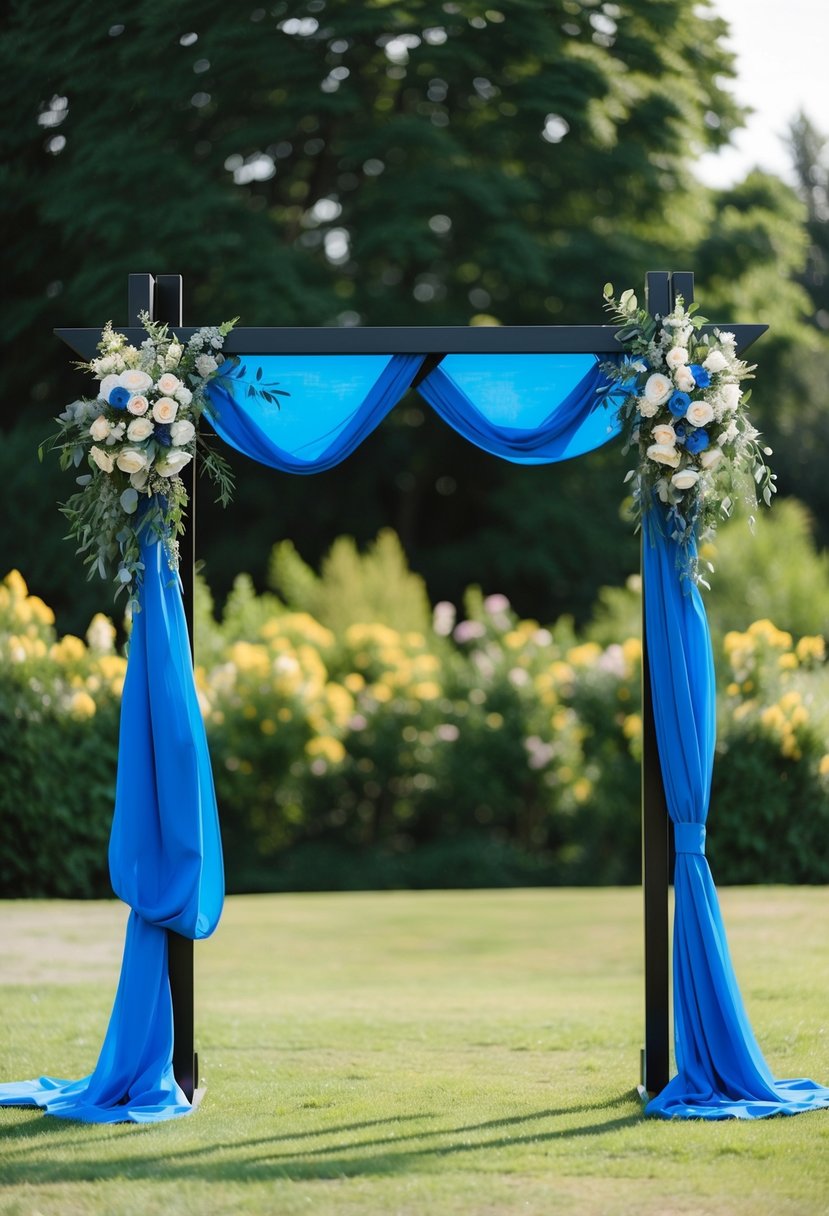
[642,510,829,1119]
[204,354,424,472]
[0,537,223,1123]
[416,355,622,462]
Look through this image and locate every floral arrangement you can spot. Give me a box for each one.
[43,314,236,608]
[602,285,776,584]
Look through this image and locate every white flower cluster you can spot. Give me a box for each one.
[47,313,236,606]
[603,288,774,578]
[82,320,224,492]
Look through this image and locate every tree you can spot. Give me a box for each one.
[0,0,759,629]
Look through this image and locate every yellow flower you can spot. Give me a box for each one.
[819,755,829,778]
[28,596,55,627]
[69,690,96,719]
[726,683,740,697]
[86,613,115,652]
[573,778,592,803]
[777,653,798,671]
[344,672,365,693]
[51,635,86,664]
[305,735,346,764]
[3,570,28,600]
[622,714,642,740]
[796,635,826,664]
[411,681,441,701]
[485,712,504,729]
[779,691,802,711]
[260,718,277,736]
[277,707,292,723]
[567,643,601,668]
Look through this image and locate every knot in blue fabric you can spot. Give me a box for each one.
[674,822,706,855]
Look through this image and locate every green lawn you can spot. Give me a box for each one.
[1,888,828,1216]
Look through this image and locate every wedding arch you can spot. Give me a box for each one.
[1,270,827,1125]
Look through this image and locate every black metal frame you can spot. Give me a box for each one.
[56,270,766,1103]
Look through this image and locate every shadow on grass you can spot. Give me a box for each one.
[0,1092,645,1184]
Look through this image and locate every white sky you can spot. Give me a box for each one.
[695,0,828,188]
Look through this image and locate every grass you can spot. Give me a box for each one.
[1,887,828,1216]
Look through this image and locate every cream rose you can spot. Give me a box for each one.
[170,419,196,446]
[152,396,179,424]
[651,423,677,447]
[671,469,700,491]
[89,415,110,442]
[90,445,115,473]
[646,443,681,468]
[702,349,729,374]
[120,369,153,394]
[665,347,688,370]
[115,448,149,474]
[156,372,182,395]
[643,373,672,405]
[686,400,715,427]
[127,394,149,416]
[127,417,154,441]
[699,447,724,470]
[674,366,695,393]
[155,450,193,477]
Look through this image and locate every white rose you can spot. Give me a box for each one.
[195,354,218,377]
[646,443,681,468]
[155,450,193,477]
[156,372,182,395]
[90,445,115,473]
[127,394,150,416]
[99,373,121,402]
[671,469,700,491]
[127,417,154,441]
[89,415,110,442]
[665,347,688,370]
[643,373,672,405]
[699,447,724,470]
[702,349,729,374]
[115,448,149,474]
[686,400,715,427]
[651,423,677,447]
[174,386,193,406]
[719,383,741,412]
[674,366,695,392]
[120,369,153,394]
[152,396,179,424]
[170,419,196,446]
[637,397,660,419]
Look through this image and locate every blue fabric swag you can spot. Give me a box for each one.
[642,511,829,1119]
[0,537,224,1123]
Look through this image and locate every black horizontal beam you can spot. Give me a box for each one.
[54,322,767,362]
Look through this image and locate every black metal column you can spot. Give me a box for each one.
[639,270,672,1096]
[144,273,199,1101]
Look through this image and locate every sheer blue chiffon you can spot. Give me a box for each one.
[0,537,223,1122]
[642,511,829,1119]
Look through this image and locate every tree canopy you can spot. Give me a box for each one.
[1,0,824,630]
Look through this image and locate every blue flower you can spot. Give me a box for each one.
[668,390,691,417]
[674,421,688,442]
[689,364,711,388]
[685,427,709,454]
[108,386,131,410]
[154,423,173,447]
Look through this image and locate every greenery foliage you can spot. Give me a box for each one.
[3,525,828,897]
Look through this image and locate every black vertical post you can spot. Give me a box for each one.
[147,273,198,1101]
[128,274,155,325]
[640,270,671,1096]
